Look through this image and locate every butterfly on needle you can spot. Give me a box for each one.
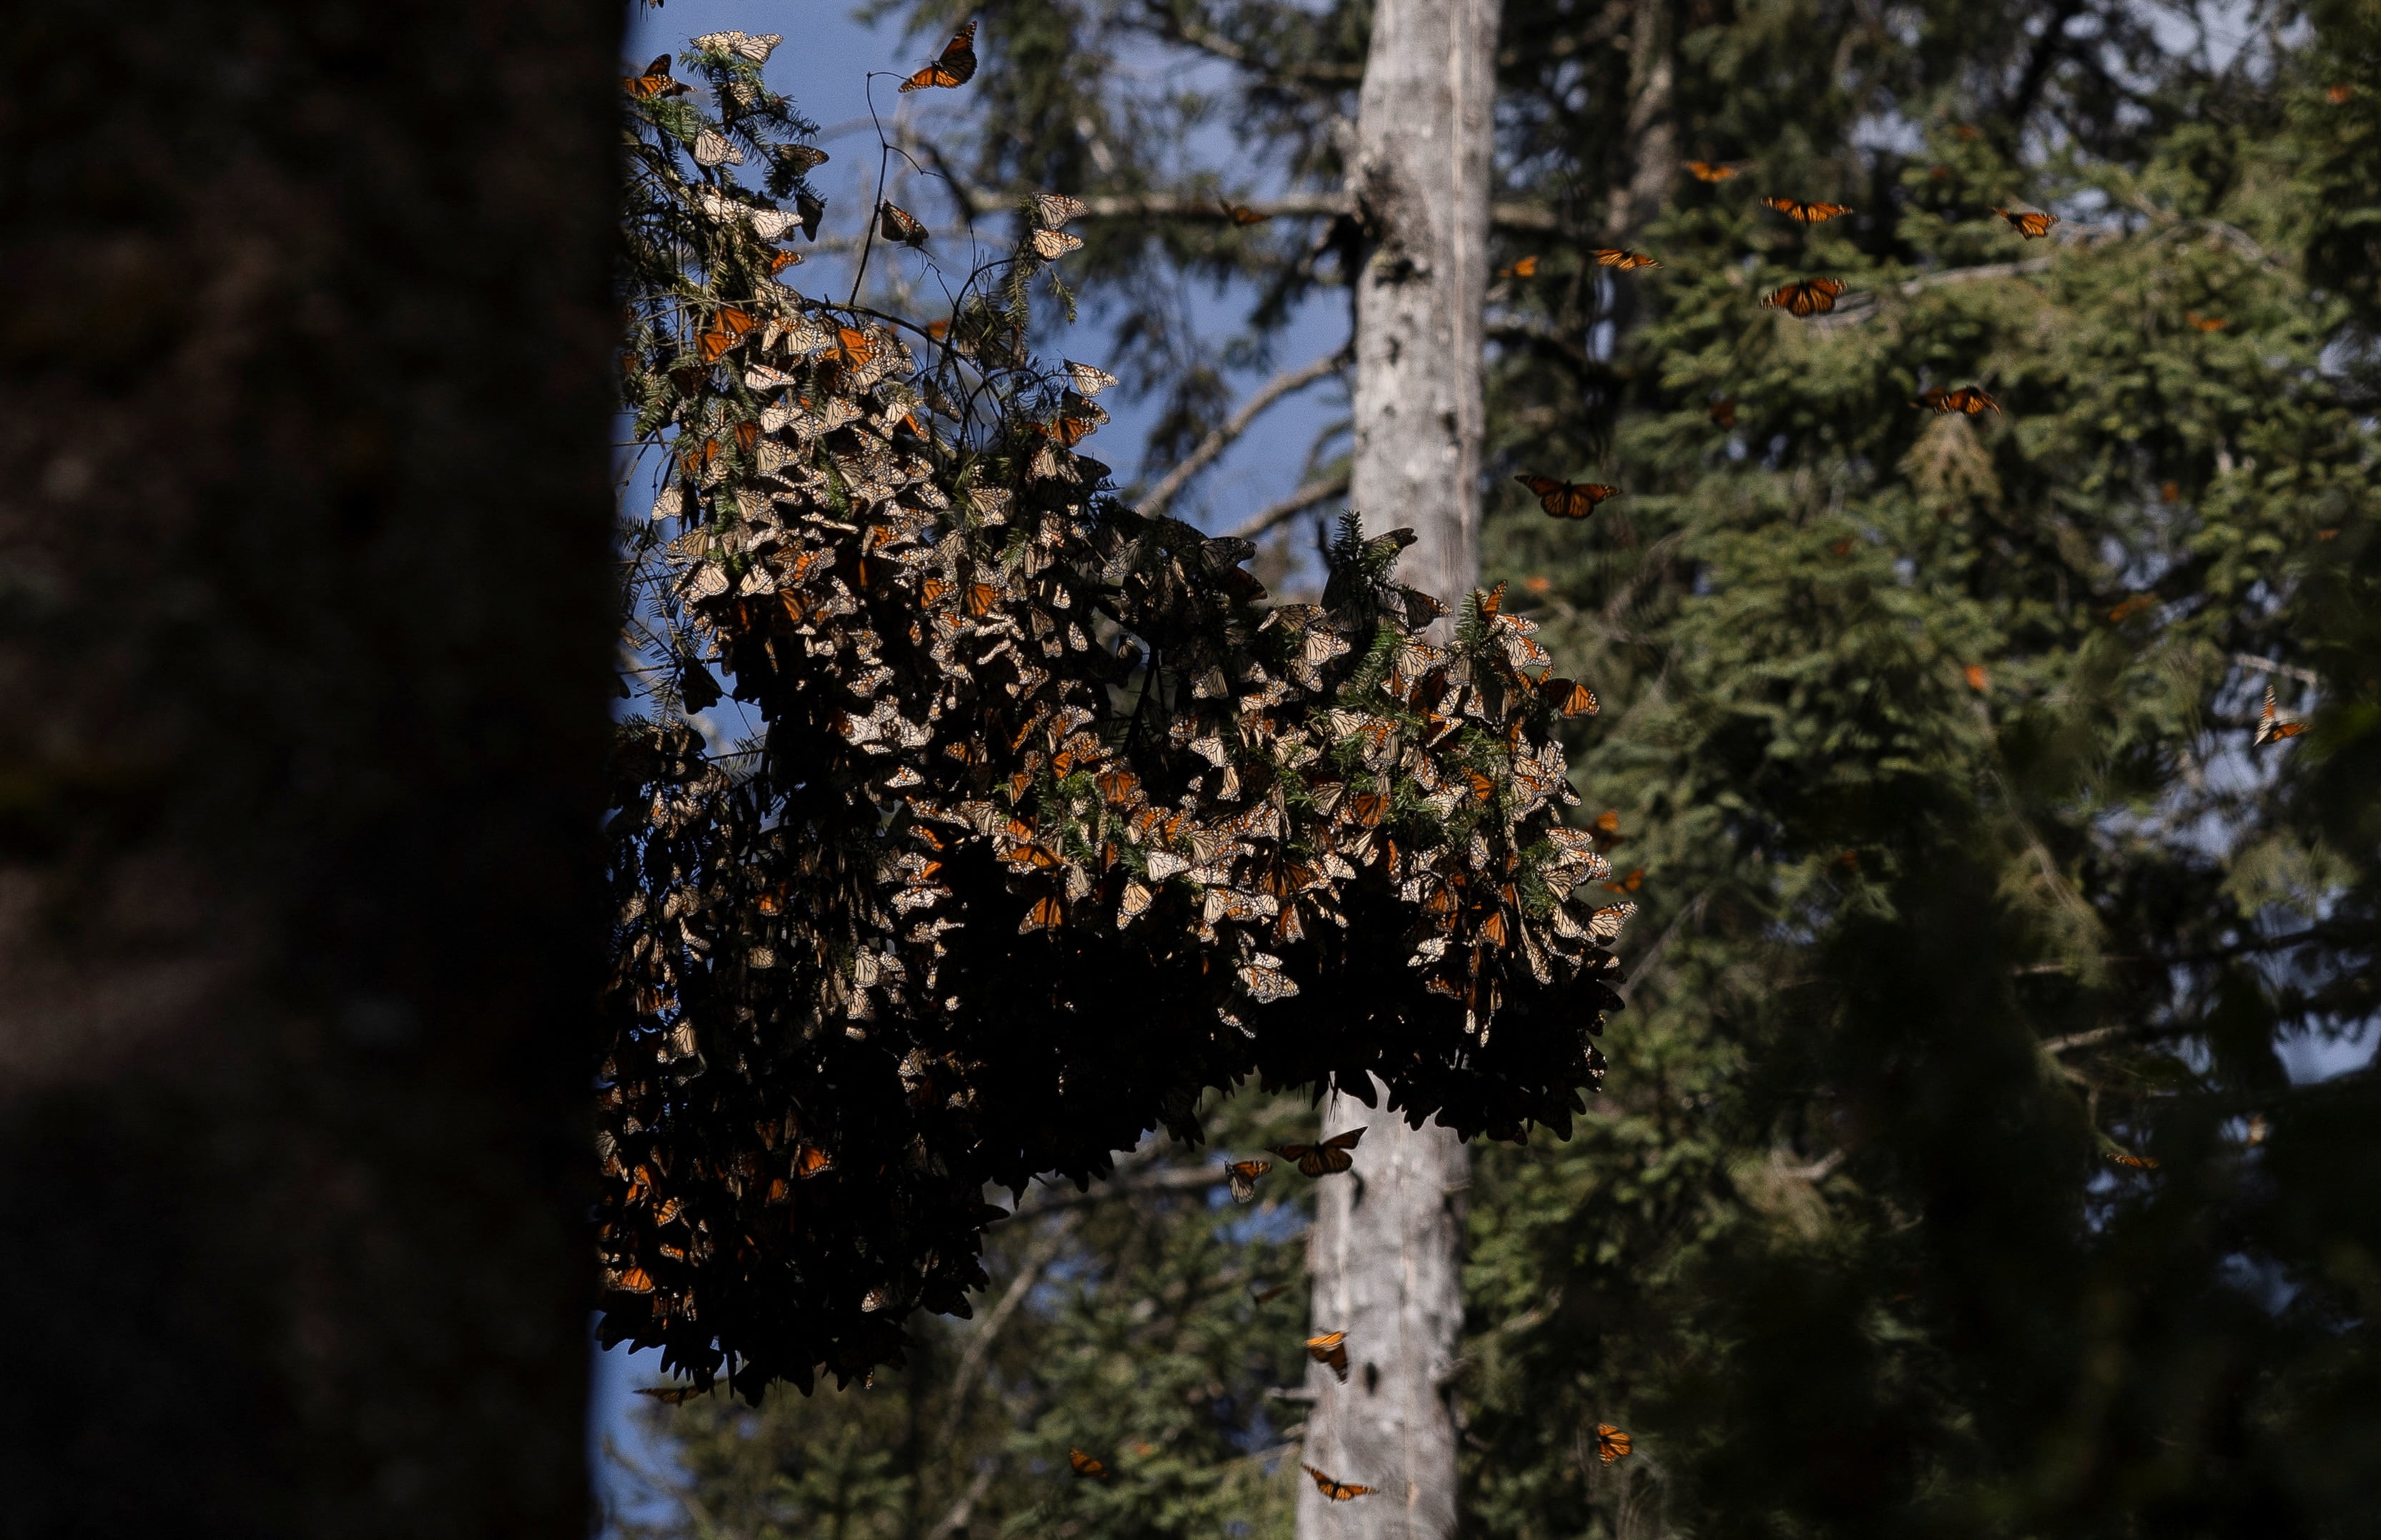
[1225,1159,1271,1203]
[1306,1331,1351,1382]
[1991,205,2059,239]
[2254,684,2307,746]
[1271,1127,1364,1176]
[1516,473,1618,519]
[899,21,978,92]
[1304,1466,1374,1501]
[1762,196,1853,224]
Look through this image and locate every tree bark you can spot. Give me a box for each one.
[1303,4,1496,1540]
[0,3,621,1536]
[1344,0,1500,616]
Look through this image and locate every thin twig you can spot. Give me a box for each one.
[1228,471,1351,540]
[925,1462,1002,1540]
[1140,350,1349,517]
[2234,652,2320,688]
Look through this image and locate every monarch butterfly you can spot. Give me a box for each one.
[1346,791,1388,826]
[1708,395,1738,427]
[2106,1148,2159,1170]
[1991,205,2059,239]
[693,30,782,62]
[796,192,825,240]
[1539,676,1599,718]
[767,249,803,274]
[1913,385,2000,415]
[1065,360,1118,396]
[1586,904,1636,942]
[611,1266,656,1293]
[1068,1448,1110,1479]
[1248,1279,1289,1303]
[1272,1127,1364,1177]
[899,21,978,92]
[1226,1159,1271,1203]
[2186,312,2227,332]
[835,326,877,365]
[1306,1331,1351,1382]
[1038,393,1108,447]
[1479,908,1510,947]
[624,55,690,99]
[2328,82,2355,104]
[1032,191,1090,227]
[636,1384,706,1404]
[1218,198,1269,225]
[1516,474,1618,519]
[877,202,930,248]
[778,144,829,174]
[1760,277,1848,317]
[1594,810,1622,836]
[793,1144,834,1178]
[1498,255,1540,279]
[1762,196,1853,223]
[693,129,743,168]
[2105,593,2155,623]
[1685,160,1742,182]
[1303,1466,1374,1501]
[1019,894,1065,933]
[1963,663,1990,691]
[1030,227,1084,260]
[1602,867,1645,894]
[2254,685,2307,746]
[1591,247,1661,270]
[1594,1424,1633,1463]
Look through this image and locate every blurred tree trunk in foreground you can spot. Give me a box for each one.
[0,4,621,1536]
[1302,3,1497,1540]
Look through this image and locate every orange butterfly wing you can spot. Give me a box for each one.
[1686,160,1740,182]
[1594,1424,1633,1463]
[899,22,980,92]
[1218,199,1268,225]
[1304,1466,1374,1500]
[1068,1447,1109,1479]
[1763,196,1853,223]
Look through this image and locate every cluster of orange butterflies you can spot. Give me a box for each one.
[1057,1127,1630,1500]
[1504,174,2071,520]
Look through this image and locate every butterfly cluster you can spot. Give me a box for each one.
[602,38,1630,1397]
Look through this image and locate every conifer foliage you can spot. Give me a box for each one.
[600,36,1626,1396]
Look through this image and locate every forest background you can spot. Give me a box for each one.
[599,1,2381,1538]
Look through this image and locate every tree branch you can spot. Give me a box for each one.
[1140,350,1349,518]
[1227,470,1351,540]
[2234,652,2319,688]
[938,1213,1076,1445]
[925,1461,1001,1540]
[1806,256,2055,330]
[1145,14,1365,87]
[957,186,1559,233]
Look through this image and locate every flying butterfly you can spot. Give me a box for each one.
[1516,474,1618,520]
[1538,676,1599,718]
[1594,1424,1634,1464]
[1306,1331,1352,1383]
[2106,1147,2159,1170]
[1497,255,1541,279]
[1226,1159,1272,1203]
[1068,1448,1110,1479]
[1685,160,1743,182]
[2328,82,2355,104]
[1218,199,1269,226]
[899,21,979,92]
[1602,867,1645,894]
[1303,1466,1374,1501]
[1761,277,1847,317]
[1271,1127,1364,1177]
[2254,685,2307,746]
[2186,311,2228,332]
[636,1384,707,1405]
[877,201,930,249]
[1762,196,1853,223]
[1248,1279,1289,1304]
[1708,395,1738,428]
[1030,227,1085,260]
[1991,205,2059,239]
[1913,385,2000,415]
[1591,247,1661,270]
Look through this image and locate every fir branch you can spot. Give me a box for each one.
[1139,348,1350,517]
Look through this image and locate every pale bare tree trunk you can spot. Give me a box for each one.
[1302,3,1497,1539]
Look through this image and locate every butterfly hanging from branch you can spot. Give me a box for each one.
[899,21,978,92]
[1271,1127,1364,1176]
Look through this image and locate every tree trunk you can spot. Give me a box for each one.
[0,3,621,1536]
[1303,3,1497,1539]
